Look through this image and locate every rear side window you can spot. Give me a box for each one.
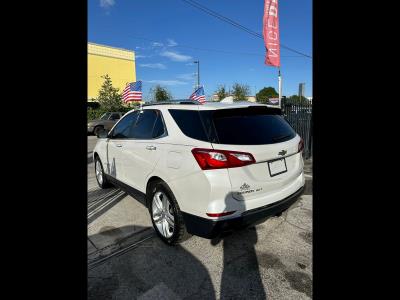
[210,107,296,145]
[168,109,209,142]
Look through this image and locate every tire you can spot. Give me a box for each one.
[94,156,111,189]
[93,126,104,136]
[148,181,191,245]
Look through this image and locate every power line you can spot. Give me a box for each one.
[180,0,312,59]
[129,35,305,58]
[182,0,263,39]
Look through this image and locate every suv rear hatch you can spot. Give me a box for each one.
[198,106,303,202]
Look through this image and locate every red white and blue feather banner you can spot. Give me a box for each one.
[263,0,280,67]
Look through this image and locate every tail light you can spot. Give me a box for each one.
[206,211,236,217]
[191,148,255,170]
[298,138,304,153]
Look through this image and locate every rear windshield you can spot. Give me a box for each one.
[169,106,296,145]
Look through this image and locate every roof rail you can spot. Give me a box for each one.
[142,99,201,107]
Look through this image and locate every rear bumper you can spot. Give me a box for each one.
[181,185,304,239]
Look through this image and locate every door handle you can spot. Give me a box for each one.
[146,145,157,150]
[116,144,123,147]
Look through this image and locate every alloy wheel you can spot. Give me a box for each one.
[152,191,175,238]
[95,160,103,185]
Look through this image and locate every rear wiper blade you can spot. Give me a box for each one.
[272,134,291,142]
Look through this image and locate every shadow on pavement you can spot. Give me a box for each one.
[88,225,216,300]
[304,178,312,195]
[88,150,94,164]
[212,228,267,299]
[88,188,311,299]
[211,192,267,299]
[88,187,128,224]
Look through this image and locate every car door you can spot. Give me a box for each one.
[120,109,167,192]
[106,111,138,181]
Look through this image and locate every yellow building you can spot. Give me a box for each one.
[88,42,136,100]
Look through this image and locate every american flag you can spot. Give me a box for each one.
[189,86,206,103]
[122,81,142,103]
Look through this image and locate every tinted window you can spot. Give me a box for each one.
[130,110,158,139]
[169,107,296,145]
[111,112,138,139]
[110,113,120,120]
[100,113,111,120]
[168,109,209,142]
[152,111,166,138]
[210,107,296,145]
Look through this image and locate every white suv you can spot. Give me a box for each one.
[93,101,305,245]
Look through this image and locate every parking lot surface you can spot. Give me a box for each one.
[87,136,313,299]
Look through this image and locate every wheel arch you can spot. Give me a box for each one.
[93,124,104,134]
[145,176,164,207]
[145,175,181,209]
[93,151,100,163]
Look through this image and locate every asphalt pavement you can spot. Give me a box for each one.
[87,135,313,300]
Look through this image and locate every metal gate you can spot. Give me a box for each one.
[282,100,312,159]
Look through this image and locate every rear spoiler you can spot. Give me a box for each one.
[212,105,283,118]
[246,105,283,115]
[262,106,282,115]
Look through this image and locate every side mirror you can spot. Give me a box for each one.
[96,128,109,139]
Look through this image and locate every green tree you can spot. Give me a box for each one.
[149,85,172,102]
[96,74,123,111]
[215,85,228,101]
[231,83,250,101]
[124,102,141,112]
[256,86,279,103]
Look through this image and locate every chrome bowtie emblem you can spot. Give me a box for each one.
[240,183,250,190]
[278,150,287,156]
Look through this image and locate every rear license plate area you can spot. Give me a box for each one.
[268,158,287,177]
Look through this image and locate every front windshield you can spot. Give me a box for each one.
[100,113,111,120]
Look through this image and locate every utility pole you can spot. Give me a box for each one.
[194,60,200,89]
[278,68,282,108]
